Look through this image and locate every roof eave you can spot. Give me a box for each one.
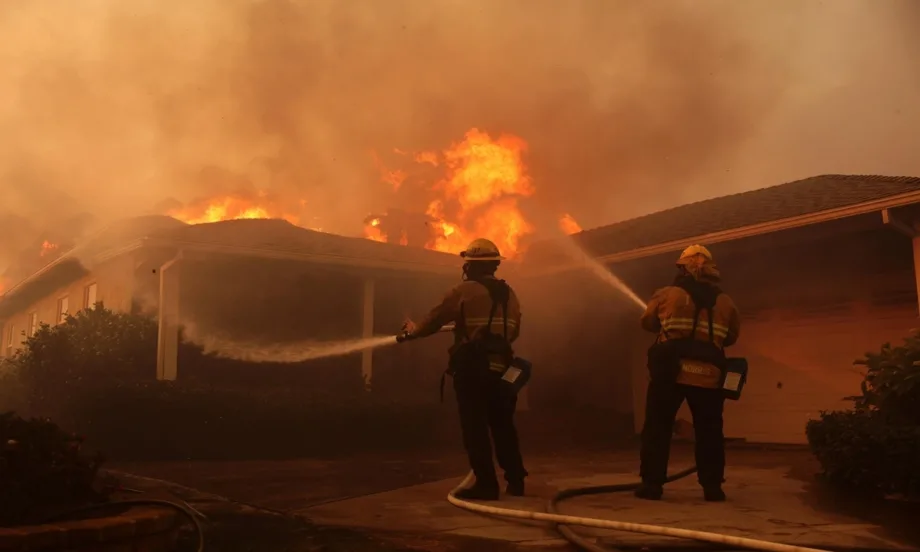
[142,238,462,276]
[527,189,920,279]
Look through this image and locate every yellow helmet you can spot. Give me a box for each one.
[460,238,505,261]
[676,244,713,266]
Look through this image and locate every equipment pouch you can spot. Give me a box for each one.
[501,357,532,394]
[719,357,748,400]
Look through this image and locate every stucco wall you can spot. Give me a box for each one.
[1,254,137,357]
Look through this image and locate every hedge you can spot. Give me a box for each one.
[806,332,920,498]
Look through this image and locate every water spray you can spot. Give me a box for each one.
[188,325,457,364]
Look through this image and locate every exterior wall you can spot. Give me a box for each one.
[1,254,137,358]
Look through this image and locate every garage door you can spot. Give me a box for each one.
[720,302,916,444]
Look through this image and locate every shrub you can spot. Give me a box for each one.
[806,331,920,498]
[806,410,920,497]
[0,412,107,526]
[8,305,451,460]
[13,305,157,411]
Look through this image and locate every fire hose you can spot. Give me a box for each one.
[404,328,830,552]
[448,469,830,552]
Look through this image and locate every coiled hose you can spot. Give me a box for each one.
[46,498,205,552]
[448,469,831,552]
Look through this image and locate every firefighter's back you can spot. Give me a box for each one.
[456,278,521,343]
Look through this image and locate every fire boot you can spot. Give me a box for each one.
[454,483,500,501]
[633,482,663,501]
[703,485,726,502]
[505,480,525,497]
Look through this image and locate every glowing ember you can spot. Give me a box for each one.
[168,194,301,226]
[368,128,536,258]
[559,214,583,235]
[40,241,58,257]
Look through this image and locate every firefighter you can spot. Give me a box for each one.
[636,244,741,502]
[396,238,528,500]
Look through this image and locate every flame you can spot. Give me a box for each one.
[559,214,583,235]
[168,194,301,226]
[365,217,386,242]
[40,240,59,257]
[368,128,536,258]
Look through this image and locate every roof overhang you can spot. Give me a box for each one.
[526,189,920,279]
[0,235,462,314]
[144,238,462,276]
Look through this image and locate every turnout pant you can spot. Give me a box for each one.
[639,381,725,487]
[453,369,528,488]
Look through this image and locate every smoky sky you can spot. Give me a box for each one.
[1,0,919,271]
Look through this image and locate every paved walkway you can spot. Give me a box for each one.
[116,447,919,551]
[298,450,916,551]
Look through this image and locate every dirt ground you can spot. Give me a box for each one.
[112,443,920,551]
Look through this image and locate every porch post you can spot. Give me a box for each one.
[156,255,181,381]
[361,277,375,391]
[913,237,920,318]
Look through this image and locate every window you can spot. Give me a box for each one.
[84,283,98,309]
[57,296,69,324]
[27,312,38,337]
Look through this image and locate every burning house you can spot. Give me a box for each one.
[0,216,461,394]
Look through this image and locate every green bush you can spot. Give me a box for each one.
[806,410,920,497]
[13,304,157,408]
[6,305,450,460]
[806,331,920,498]
[0,412,107,526]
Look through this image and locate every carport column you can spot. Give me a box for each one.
[156,254,182,381]
[361,277,375,391]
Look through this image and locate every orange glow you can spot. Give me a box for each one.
[368,128,536,258]
[167,194,301,226]
[40,240,58,257]
[365,217,386,242]
[559,214,583,234]
[0,277,8,295]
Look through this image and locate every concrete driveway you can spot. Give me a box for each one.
[115,445,920,551]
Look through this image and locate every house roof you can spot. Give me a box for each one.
[0,217,462,316]
[571,174,920,260]
[146,218,461,271]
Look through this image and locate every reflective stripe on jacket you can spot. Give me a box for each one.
[413,277,522,371]
[640,285,741,388]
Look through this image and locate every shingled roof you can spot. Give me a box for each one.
[574,174,920,258]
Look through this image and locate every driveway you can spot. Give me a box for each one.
[114,444,919,551]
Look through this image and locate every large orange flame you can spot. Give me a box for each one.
[367,129,581,258]
[167,194,305,227]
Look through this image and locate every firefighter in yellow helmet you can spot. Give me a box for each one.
[396,238,528,500]
[636,244,741,502]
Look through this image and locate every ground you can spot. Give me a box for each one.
[111,443,920,551]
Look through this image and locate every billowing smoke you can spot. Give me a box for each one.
[2,0,919,276]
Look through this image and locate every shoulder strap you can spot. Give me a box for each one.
[478,279,511,341]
